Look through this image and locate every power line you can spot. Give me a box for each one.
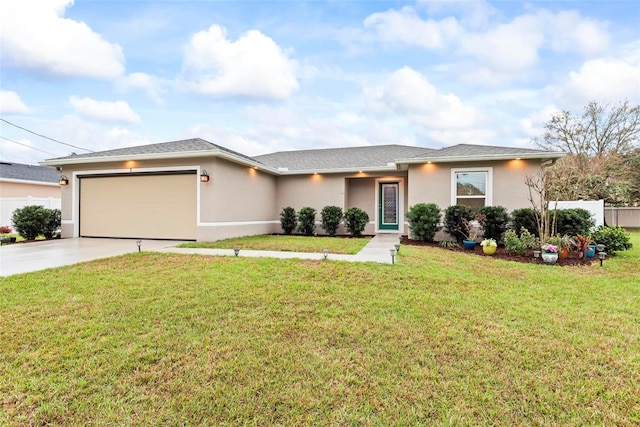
[0,135,60,156]
[0,117,94,153]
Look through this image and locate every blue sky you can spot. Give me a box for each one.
[1,0,639,165]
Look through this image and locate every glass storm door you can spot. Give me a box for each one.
[378,182,399,230]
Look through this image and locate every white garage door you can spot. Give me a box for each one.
[80,173,197,240]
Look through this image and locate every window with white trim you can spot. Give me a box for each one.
[451,168,492,209]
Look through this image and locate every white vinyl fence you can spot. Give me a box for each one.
[0,197,61,228]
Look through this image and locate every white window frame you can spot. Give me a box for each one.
[450,167,493,207]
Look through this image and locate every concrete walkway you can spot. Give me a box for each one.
[155,233,404,264]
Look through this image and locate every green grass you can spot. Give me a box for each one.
[178,234,371,254]
[1,233,639,425]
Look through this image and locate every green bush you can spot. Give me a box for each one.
[554,208,595,237]
[589,226,633,255]
[444,205,474,243]
[320,205,343,236]
[504,227,539,256]
[297,207,317,236]
[407,203,441,242]
[344,207,369,237]
[42,208,61,239]
[280,207,297,235]
[11,205,61,241]
[511,208,538,237]
[478,205,510,242]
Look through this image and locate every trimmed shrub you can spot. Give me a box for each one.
[297,207,317,236]
[590,226,633,255]
[554,208,595,237]
[504,227,539,256]
[444,204,474,243]
[42,208,61,239]
[407,203,441,242]
[511,208,538,237]
[280,207,297,235]
[344,207,369,237]
[11,205,60,241]
[320,205,343,236]
[478,205,510,242]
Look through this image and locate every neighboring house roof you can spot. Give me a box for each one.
[0,161,59,184]
[254,145,432,173]
[397,143,565,163]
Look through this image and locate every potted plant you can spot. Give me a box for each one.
[571,234,592,259]
[460,216,484,250]
[558,234,573,259]
[541,243,559,264]
[480,238,497,255]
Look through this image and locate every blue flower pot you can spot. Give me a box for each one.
[462,240,477,250]
[584,245,596,258]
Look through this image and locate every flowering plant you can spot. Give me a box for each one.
[480,238,497,247]
[0,225,12,235]
[541,244,558,253]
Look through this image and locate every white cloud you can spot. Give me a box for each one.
[0,0,125,79]
[363,6,460,49]
[0,90,30,114]
[559,58,640,106]
[180,25,299,99]
[118,72,168,105]
[363,66,480,129]
[69,96,141,124]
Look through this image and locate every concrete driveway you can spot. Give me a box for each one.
[0,238,184,277]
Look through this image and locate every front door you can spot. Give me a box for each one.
[378,182,399,231]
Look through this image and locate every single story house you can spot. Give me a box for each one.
[40,138,565,241]
[0,161,61,227]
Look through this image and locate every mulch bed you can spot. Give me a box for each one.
[402,237,597,266]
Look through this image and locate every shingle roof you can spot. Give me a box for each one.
[46,138,256,163]
[254,145,432,171]
[0,162,59,183]
[412,143,555,159]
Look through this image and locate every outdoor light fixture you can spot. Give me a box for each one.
[233,248,240,257]
[596,244,605,252]
[533,250,541,261]
[598,251,607,267]
[394,243,400,253]
[58,175,69,186]
[200,170,210,182]
[323,248,329,260]
[136,240,142,252]
[390,248,396,264]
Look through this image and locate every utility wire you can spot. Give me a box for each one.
[0,117,94,153]
[0,135,60,156]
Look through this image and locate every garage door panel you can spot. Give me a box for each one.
[80,174,196,240]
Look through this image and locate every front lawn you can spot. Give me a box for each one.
[178,234,371,254]
[1,233,638,425]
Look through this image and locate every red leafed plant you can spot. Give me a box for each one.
[572,234,592,259]
[0,225,12,234]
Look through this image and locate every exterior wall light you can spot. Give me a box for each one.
[200,170,210,182]
[58,175,69,186]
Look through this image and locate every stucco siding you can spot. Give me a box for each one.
[408,159,543,212]
[0,181,60,198]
